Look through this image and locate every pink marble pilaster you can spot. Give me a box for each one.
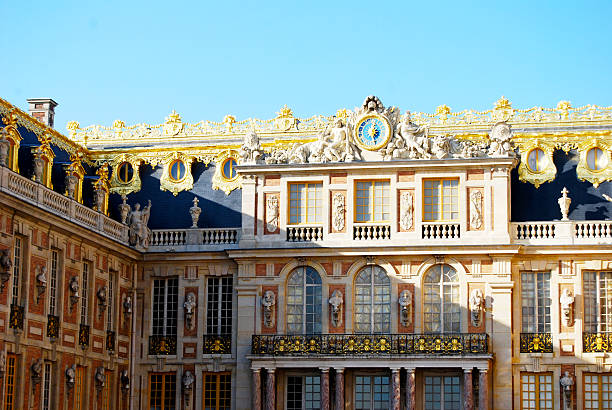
[265,368,275,410]
[478,369,488,410]
[405,368,415,410]
[252,369,262,410]
[391,368,401,410]
[335,368,344,410]
[464,368,473,410]
[320,368,330,410]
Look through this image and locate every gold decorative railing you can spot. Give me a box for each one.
[78,324,90,348]
[202,334,231,354]
[251,333,489,356]
[106,330,116,352]
[519,332,553,353]
[583,332,612,353]
[148,335,177,355]
[9,304,24,331]
[47,314,60,339]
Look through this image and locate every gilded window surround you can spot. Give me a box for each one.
[212,150,241,195]
[109,154,142,196]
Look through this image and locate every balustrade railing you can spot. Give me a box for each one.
[287,226,323,242]
[202,334,232,354]
[353,224,391,240]
[252,333,489,356]
[149,335,177,355]
[47,314,60,339]
[421,223,461,239]
[513,223,556,240]
[78,324,90,348]
[511,221,612,245]
[583,332,612,353]
[519,332,553,353]
[149,228,240,249]
[9,304,24,331]
[574,221,612,239]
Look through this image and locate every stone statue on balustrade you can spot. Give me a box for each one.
[127,200,152,248]
[239,130,263,164]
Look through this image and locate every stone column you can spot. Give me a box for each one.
[463,368,473,410]
[320,368,330,410]
[478,368,488,410]
[252,369,262,410]
[334,368,344,410]
[391,368,401,410]
[405,368,416,410]
[265,368,275,410]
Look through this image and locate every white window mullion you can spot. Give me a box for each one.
[217,279,222,335]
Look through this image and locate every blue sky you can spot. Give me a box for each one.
[1,0,611,130]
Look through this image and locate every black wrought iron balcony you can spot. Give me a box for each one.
[251,333,489,356]
[583,332,612,352]
[78,324,90,348]
[9,304,24,331]
[149,335,177,355]
[106,330,116,352]
[202,334,231,354]
[47,314,60,339]
[520,332,553,353]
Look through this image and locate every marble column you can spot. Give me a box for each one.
[478,369,488,410]
[391,368,401,410]
[252,369,262,410]
[320,368,330,410]
[334,368,344,410]
[265,368,275,410]
[463,368,473,410]
[405,368,416,410]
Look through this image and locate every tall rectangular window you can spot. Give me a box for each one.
[74,366,85,410]
[521,272,551,333]
[521,373,553,410]
[80,263,89,325]
[206,277,233,336]
[203,372,231,410]
[149,373,176,410]
[11,237,22,305]
[107,272,115,330]
[354,375,389,410]
[4,353,16,410]
[287,375,320,410]
[152,278,178,337]
[355,180,390,222]
[42,362,52,410]
[424,375,461,410]
[289,183,323,224]
[584,373,612,409]
[423,179,459,221]
[48,250,59,316]
[102,371,112,410]
[584,271,612,333]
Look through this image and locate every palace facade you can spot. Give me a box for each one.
[0,95,610,410]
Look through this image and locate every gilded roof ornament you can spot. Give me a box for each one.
[163,110,184,136]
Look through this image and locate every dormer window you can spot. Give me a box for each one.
[117,162,134,184]
[586,147,607,171]
[527,149,547,173]
[169,160,186,182]
[222,158,237,180]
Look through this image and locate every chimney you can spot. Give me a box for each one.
[27,98,58,128]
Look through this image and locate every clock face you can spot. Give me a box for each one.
[355,115,391,150]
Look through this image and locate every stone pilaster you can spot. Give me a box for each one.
[405,367,415,410]
[265,368,275,410]
[252,368,261,410]
[320,368,330,410]
[463,368,473,410]
[235,284,257,407]
[489,282,514,406]
[391,368,401,410]
[334,368,344,410]
[478,368,489,410]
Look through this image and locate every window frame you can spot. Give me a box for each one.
[206,276,233,337]
[353,265,391,334]
[80,262,90,325]
[148,372,177,410]
[520,272,551,333]
[288,182,324,225]
[520,372,553,410]
[74,366,85,410]
[42,361,52,410]
[102,370,112,410]
[285,372,321,410]
[107,271,115,331]
[4,353,17,410]
[168,159,186,182]
[584,372,612,409]
[354,180,390,223]
[286,267,322,335]
[152,278,179,337]
[221,158,238,181]
[353,373,390,410]
[423,264,460,333]
[116,161,134,184]
[584,270,612,333]
[202,371,232,410]
[422,178,459,222]
[423,372,463,410]
[11,236,23,306]
[527,149,547,173]
[48,249,59,316]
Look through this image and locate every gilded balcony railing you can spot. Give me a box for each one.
[9,304,24,331]
[519,333,553,353]
[106,330,116,352]
[583,332,612,353]
[78,324,90,348]
[251,333,489,356]
[149,335,177,355]
[47,314,60,339]
[203,334,232,354]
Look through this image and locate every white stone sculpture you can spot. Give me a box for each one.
[0,351,5,378]
[488,122,514,157]
[95,367,105,391]
[261,290,276,328]
[36,266,47,300]
[0,128,9,167]
[120,369,130,393]
[431,135,451,159]
[128,200,152,248]
[32,156,44,183]
[97,286,108,310]
[266,196,279,233]
[239,130,263,164]
[560,289,575,327]
[386,111,431,160]
[558,187,571,221]
[123,295,133,315]
[399,191,413,231]
[470,190,483,230]
[332,193,345,232]
[469,289,484,327]
[31,358,43,385]
[183,292,196,330]
[189,197,201,228]
[118,195,131,224]
[0,249,11,289]
[560,371,574,410]
[69,276,80,308]
[399,290,413,327]
[329,290,343,327]
[320,118,360,163]
[182,370,194,393]
[66,364,76,389]
[65,174,78,198]
[94,187,106,212]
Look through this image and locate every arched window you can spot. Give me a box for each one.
[287,266,322,334]
[354,265,391,333]
[423,264,460,333]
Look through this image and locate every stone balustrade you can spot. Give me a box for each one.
[511,220,612,245]
[286,225,323,242]
[148,227,240,251]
